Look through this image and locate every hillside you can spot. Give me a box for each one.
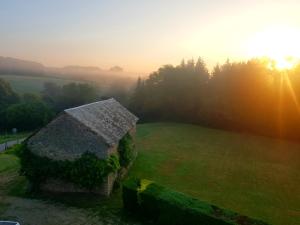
[0,123,299,225]
[0,56,137,95]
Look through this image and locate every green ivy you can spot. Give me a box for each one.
[19,144,120,190]
[118,132,135,167]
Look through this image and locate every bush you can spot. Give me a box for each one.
[122,178,269,225]
[4,144,24,156]
[19,144,120,190]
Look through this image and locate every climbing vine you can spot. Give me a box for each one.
[19,144,120,190]
[118,132,135,167]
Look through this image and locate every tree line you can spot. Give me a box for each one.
[129,58,300,141]
[1,57,300,141]
[0,80,101,132]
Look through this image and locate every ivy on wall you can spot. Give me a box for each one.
[19,144,120,190]
[18,132,135,191]
[118,132,135,167]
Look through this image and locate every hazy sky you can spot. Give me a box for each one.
[1,0,300,73]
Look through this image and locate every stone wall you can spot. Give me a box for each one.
[31,124,136,197]
[40,172,117,197]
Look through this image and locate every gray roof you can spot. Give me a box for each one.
[64,98,138,146]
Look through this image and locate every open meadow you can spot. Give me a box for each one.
[0,123,299,225]
[130,123,300,225]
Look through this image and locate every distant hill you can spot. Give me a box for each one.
[109,66,123,72]
[0,56,105,78]
[62,65,102,74]
[0,56,45,76]
[0,56,137,87]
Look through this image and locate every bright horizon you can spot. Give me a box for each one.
[1,0,300,74]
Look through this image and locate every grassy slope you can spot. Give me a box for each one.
[0,74,86,94]
[129,123,300,225]
[0,154,19,173]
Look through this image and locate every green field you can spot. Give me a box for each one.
[130,123,300,225]
[0,74,86,94]
[0,123,299,225]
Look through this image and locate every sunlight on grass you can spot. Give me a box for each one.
[130,123,300,225]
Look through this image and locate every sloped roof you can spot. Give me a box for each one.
[64,98,138,146]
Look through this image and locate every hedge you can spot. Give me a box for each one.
[122,178,270,225]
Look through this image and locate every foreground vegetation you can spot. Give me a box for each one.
[123,178,269,225]
[0,123,299,225]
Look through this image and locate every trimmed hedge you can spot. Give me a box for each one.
[123,178,270,225]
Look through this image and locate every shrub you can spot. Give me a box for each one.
[4,144,24,156]
[19,144,120,190]
[122,178,269,225]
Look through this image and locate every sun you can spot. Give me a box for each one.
[246,26,300,70]
[274,56,296,70]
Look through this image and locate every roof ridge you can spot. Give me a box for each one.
[64,98,115,112]
[63,98,138,146]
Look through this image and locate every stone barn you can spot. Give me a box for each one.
[26,98,138,196]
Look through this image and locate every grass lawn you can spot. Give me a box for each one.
[0,132,31,144]
[0,74,87,94]
[129,123,300,225]
[0,123,299,225]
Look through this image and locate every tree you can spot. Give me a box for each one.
[42,82,100,112]
[5,100,53,131]
[0,78,19,109]
[0,78,20,130]
[129,58,210,122]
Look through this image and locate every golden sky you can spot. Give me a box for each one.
[1,0,300,73]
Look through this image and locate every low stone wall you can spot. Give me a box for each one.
[40,172,117,197]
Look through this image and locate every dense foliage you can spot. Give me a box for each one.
[130,58,300,140]
[123,178,269,225]
[0,78,19,109]
[5,99,53,131]
[0,80,101,132]
[18,144,120,190]
[118,133,135,167]
[42,82,100,112]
